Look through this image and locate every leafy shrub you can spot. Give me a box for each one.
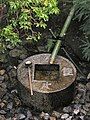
[73,0,90,61]
[0,0,59,51]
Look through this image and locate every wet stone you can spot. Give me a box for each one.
[61,113,69,119]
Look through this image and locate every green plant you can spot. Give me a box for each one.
[81,38,90,61]
[0,0,59,51]
[73,0,90,61]
[73,0,90,35]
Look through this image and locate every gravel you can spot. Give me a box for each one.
[0,63,90,120]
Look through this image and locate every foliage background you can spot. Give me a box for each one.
[0,0,59,51]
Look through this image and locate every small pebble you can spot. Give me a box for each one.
[0,76,4,81]
[0,102,6,108]
[50,116,56,120]
[0,115,6,120]
[7,102,13,110]
[0,110,6,115]
[86,83,90,91]
[26,110,32,118]
[61,113,69,119]
[87,73,90,79]
[44,113,50,120]
[63,106,72,113]
[11,89,18,94]
[79,116,84,120]
[83,105,89,112]
[6,117,12,120]
[0,70,5,75]
[66,116,73,120]
[73,109,80,115]
[52,111,61,118]
[40,112,45,118]
[18,113,26,120]
[33,116,39,120]
[80,109,87,115]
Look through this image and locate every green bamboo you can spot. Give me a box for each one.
[50,6,75,64]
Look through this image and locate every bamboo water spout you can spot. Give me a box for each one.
[50,6,75,64]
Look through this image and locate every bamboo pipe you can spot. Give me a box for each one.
[50,6,75,64]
